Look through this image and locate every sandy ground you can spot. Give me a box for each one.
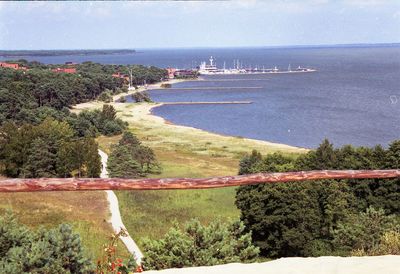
[144,255,400,274]
[98,149,144,264]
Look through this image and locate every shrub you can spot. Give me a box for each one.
[98,90,113,103]
[160,83,171,88]
[131,92,152,103]
[0,212,93,273]
[142,219,259,270]
[333,207,400,255]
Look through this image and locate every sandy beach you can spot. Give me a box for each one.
[125,102,307,154]
[145,255,400,274]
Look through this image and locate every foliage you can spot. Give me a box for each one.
[131,91,152,103]
[142,219,259,270]
[0,61,166,126]
[96,229,140,274]
[160,83,171,88]
[107,131,160,178]
[0,212,93,273]
[351,230,400,256]
[236,139,400,257]
[0,118,101,178]
[98,90,113,103]
[332,207,400,255]
[71,105,127,137]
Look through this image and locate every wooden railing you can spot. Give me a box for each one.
[0,169,399,192]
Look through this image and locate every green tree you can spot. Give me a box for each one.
[0,212,93,273]
[107,131,160,178]
[142,219,259,270]
[22,138,56,178]
[107,145,142,178]
[101,104,117,121]
[332,207,400,255]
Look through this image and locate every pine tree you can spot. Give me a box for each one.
[107,145,142,178]
[142,219,259,270]
[22,137,56,178]
[0,213,93,273]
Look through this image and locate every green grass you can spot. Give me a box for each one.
[0,191,130,261]
[116,187,239,247]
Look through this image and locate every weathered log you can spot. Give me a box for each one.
[0,170,399,193]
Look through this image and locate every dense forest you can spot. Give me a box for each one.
[0,60,166,126]
[0,61,166,178]
[236,139,400,258]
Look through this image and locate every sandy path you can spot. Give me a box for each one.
[98,149,144,265]
[144,255,400,274]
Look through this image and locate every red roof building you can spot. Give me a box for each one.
[112,72,130,82]
[52,67,77,74]
[0,62,28,71]
[166,68,176,79]
[0,62,19,69]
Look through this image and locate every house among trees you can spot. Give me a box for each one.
[166,67,176,79]
[51,67,77,73]
[112,72,130,82]
[0,62,27,70]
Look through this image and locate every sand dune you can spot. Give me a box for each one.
[145,255,400,274]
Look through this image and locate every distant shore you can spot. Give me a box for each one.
[0,49,136,57]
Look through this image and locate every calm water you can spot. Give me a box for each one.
[6,46,400,148]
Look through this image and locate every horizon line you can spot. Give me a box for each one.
[1,42,400,52]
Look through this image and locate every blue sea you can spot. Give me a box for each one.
[5,45,400,148]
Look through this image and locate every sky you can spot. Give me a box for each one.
[0,0,400,50]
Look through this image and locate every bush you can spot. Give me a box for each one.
[142,219,259,270]
[131,91,152,103]
[98,90,113,103]
[333,207,400,255]
[160,83,171,88]
[0,212,93,273]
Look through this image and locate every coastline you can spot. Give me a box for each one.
[143,103,307,154]
[74,77,307,156]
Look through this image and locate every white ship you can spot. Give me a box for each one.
[197,56,316,75]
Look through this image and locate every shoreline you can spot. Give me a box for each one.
[140,102,307,153]
[74,77,307,154]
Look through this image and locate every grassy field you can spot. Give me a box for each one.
[95,102,306,246]
[0,190,127,260]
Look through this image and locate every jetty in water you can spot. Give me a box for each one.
[163,86,263,90]
[162,101,253,105]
